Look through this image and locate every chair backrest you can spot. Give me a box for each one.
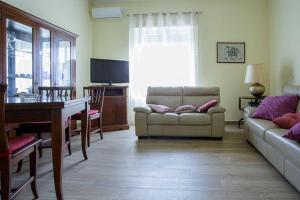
[38,86,74,99]
[283,85,300,112]
[0,84,9,153]
[83,86,105,112]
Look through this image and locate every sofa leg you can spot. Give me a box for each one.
[212,137,223,140]
[138,136,148,139]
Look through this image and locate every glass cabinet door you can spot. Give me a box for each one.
[39,28,51,86]
[6,18,33,96]
[54,36,71,86]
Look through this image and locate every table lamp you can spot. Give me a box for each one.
[244,64,265,98]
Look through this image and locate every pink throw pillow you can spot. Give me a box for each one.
[273,113,300,129]
[284,122,300,142]
[252,96,299,120]
[196,100,218,113]
[175,105,196,114]
[148,104,174,114]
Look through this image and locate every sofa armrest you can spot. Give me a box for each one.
[244,106,256,117]
[134,105,151,137]
[207,106,226,114]
[133,106,152,114]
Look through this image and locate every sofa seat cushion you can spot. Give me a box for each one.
[265,128,300,169]
[247,118,278,139]
[148,113,179,125]
[179,113,211,125]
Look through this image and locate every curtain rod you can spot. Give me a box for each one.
[126,11,202,16]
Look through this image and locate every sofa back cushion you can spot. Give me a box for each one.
[182,86,220,107]
[283,85,300,112]
[146,87,182,109]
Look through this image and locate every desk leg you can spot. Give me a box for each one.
[51,109,65,200]
[81,103,89,160]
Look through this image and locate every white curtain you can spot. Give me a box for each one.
[128,12,199,124]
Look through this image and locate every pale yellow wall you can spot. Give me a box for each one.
[92,0,270,121]
[269,0,300,95]
[2,0,93,96]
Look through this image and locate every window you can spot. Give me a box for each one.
[128,12,199,123]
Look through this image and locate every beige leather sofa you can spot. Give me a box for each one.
[244,85,300,192]
[134,86,225,138]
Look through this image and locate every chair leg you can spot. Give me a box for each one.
[16,160,23,173]
[29,146,39,199]
[66,126,72,156]
[87,118,91,147]
[99,117,103,140]
[1,157,11,200]
[37,132,43,158]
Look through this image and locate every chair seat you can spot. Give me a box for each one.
[8,135,35,153]
[72,109,99,119]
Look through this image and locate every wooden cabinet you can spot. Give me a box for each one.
[90,85,129,132]
[0,2,77,96]
[103,86,129,131]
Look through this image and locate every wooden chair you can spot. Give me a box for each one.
[15,86,73,171]
[0,83,41,200]
[72,86,105,147]
[38,86,73,99]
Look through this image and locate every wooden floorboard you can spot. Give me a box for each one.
[8,125,300,200]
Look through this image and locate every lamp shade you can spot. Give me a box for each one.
[244,64,264,84]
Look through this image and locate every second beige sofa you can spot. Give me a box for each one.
[134,86,226,138]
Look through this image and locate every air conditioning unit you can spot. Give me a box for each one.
[92,7,123,19]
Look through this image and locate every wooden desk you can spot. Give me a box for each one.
[5,96,90,200]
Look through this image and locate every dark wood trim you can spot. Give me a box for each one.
[0,12,2,83]
[103,124,130,132]
[0,11,6,84]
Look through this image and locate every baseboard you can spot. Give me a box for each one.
[225,121,239,125]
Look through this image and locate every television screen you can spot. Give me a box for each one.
[90,58,129,85]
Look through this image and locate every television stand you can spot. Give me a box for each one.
[90,85,129,132]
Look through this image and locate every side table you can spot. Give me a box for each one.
[238,95,266,128]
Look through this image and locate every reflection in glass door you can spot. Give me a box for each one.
[40,28,51,86]
[55,37,71,86]
[6,18,33,96]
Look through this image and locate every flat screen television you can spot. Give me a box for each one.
[90,58,129,85]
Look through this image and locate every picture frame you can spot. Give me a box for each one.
[217,42,245,63]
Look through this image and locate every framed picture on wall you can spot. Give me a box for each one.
[217,42,245,63]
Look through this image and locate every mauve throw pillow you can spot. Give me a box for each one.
[196,99,218,113]
[148,104,174,114]
[284,122,300,142]
[252,96,299,120]
[175,105,196,114]
[273,113,300,129]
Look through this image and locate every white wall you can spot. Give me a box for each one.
[92,0,270,121]
[2,0,272,121]
[3,0,93,96]
[269,0,300,95]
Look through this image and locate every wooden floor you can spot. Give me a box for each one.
[10,126,300,200]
